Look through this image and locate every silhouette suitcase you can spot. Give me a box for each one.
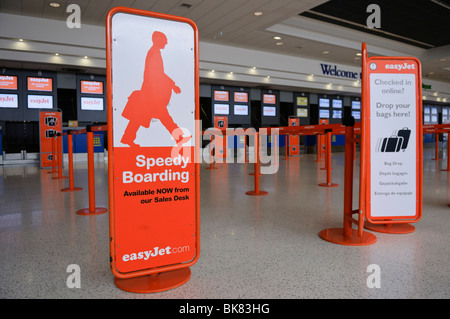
[381,135,404,152]
[397,127,411,151]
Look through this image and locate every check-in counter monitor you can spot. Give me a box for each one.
[261,90,280,126]
[0,70,22,121]
[319,97,330,121]
[329,98,343,124]
[351,99,361,122]
[212,85,251,127]
[77,74,107,123]
[294,92,310,125]
[23,71,58,121]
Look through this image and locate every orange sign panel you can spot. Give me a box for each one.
[288,117,299,156]
[39,110,62,168]
[107,8,200,278]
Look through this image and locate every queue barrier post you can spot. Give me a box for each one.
[433,133,441,160]
[52,132,67,180]
[314,134,322,162]
[318,130,338,187]
[283,134,290,160]
[246,132,268,196]
[61,131,83,192]
[76,126,107,215]
[49,133,57,174]
[206,135,217,170]
[319,119,377,245]
[442,133,450,171]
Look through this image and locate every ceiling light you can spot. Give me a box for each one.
[323,50,330,54]
[55,53,59,56]
[49,2,60,7]
[356,53,362,56]
[230,72,233,75]
[252,67,256,70]
[19,39,23,42]
[84,56,88,59]
[276,42,283,46]
[253,11,263,16]
[273,36,282,40]
[267,76,270,79]
[211,70,215,73]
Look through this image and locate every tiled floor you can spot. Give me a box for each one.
[0,146,449,299]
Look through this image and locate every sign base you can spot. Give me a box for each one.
[61,187,83,192]
[364,222,415,234]
[319,228,377,246]
[76,207,107,216]
[114,267,191,294]
[246,190,268,196]
[318,182,339,187]
[52,176,68,180]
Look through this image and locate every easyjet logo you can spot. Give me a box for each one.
[0,95,15,102]
[30,97,50,104]
[29,77,50,83]
[0,76,14,81]
[121,245,190,262]
[384,62,416,71]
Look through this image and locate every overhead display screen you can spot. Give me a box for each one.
[81,97,104,111]
[234,104,248,115]
[319,98,330,107]
[319,109,330,118]
[263,106,276,116]
[81,80,104,94]
[214,90,229,101]
[234,91,248,103]
[0,93,18,108]
[332,99,342,108]
[0,75,18,90]
[263,94,276,104]
[214,103,229,115]
[27,95,53,109]
[352,100,361,109]
[27,77,53,92]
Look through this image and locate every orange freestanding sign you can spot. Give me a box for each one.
[361,44,422,232]
[39,110,62,168]
[106,7,200,293]
[288,117,300,156]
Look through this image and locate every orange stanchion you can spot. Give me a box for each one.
[318,131,338,187]
[246,132,268,196]
[314,134,322,162]
[61,131,83,192]
[442,136,450,171]
[283,134,290,160]
[245,135,248,163]
[52,133,67,180]
[206,135,217,170]
[48,133,57,174]
[319,121,376,245]
[76,128,107,215]
[433,133,441,160]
